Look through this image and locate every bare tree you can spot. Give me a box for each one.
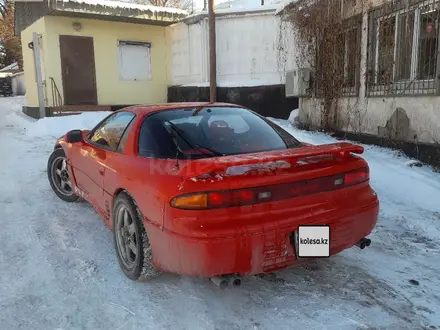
[0,0,22,69]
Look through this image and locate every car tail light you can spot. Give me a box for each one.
[171,167,369,210]
[344,167,369,186]
[171,193,208,209]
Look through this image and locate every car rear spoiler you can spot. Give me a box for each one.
[178,142,364,179]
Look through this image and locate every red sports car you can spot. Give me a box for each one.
[47,103,378,287]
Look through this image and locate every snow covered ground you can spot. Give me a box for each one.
[0,97,439,330]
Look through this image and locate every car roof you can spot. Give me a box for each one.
[121,102,244,116]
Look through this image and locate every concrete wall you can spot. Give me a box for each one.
[167,11,297,87]
[11,72,26,96]
[298,1,440,145]
[300,96,440,144]
[21,16,169,107]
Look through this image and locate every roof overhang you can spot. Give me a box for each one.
[50,0,188,25]
[183,6,278,25]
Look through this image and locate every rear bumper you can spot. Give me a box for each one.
[148,200,379,278]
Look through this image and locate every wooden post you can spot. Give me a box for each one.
[208,0,216,103]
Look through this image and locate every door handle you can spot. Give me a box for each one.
[99,167,104,175]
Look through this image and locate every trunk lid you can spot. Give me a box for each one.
[178,142,367,190]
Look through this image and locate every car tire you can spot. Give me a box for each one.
[112,192,161,281]
[47,148,79,203]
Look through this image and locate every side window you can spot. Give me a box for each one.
[116,118,135,153]
[89,112,135,151]
[138,116,175,158]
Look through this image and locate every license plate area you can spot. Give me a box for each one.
[291,225,330,259]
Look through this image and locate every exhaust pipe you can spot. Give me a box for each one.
[356,237,372,250]
[228,275,242,287]
[210,276,228,289]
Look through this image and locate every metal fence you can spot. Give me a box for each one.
[367,0,440,96]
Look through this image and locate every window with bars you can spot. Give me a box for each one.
[367,0,440,96]
[314,15,361,97]
[342,19,362,96]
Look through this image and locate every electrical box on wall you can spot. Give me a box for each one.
[285,68,313,98]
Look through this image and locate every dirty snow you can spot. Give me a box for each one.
[1,97,440,330]
[26,111,112,138]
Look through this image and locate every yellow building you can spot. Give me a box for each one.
[15,0,187,118]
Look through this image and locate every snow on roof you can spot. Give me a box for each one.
[0,62,19,72]
[184,4,278,20]
[275,0,301,15]
[61,0,188,15]
[215,0,282,10]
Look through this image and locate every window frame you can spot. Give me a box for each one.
[86,111,136,153]
[117,40,152,82]
[342,15,362,96]
[367,0,440,96]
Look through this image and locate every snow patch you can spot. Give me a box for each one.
[288,108,298,124]
[26,112,112,138]
[404,159,424,167]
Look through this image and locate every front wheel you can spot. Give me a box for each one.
[47,148,79,202]
[112,192,161,281]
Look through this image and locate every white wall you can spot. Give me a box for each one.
[167,20,208,85]
[167,11,297,87]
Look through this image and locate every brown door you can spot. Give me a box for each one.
[59,35,98,105]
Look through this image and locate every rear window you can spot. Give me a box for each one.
[138,107,301,159]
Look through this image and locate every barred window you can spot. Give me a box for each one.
[367,1,440,96]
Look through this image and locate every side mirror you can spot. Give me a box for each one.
[65,130,83,143]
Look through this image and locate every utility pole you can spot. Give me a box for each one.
[208,0,216,103]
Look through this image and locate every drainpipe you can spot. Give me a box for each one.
[32,32,45,119]
[208,0,217,103]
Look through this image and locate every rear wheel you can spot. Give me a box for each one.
[112,192,161,281]
[47,148,79,202]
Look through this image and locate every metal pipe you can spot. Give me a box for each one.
[32,32,45,119]
[208,0,217,103]
[355,238,371,250]
[228,276,242,287]
[210,276,228,289]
